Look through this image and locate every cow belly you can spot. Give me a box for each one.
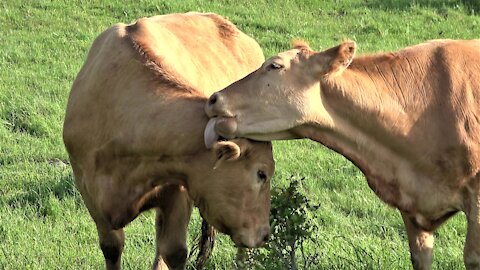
[365,171,463,230]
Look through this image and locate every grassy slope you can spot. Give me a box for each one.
[1,0,479,269]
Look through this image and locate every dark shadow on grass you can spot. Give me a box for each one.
[242,21,290,35]
[361,0,479,13]
[6,170,82,217]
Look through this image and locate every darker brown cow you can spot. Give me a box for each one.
[205,39,480,269]
[63,13,273,270]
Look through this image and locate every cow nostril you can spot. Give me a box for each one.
[262,232,270,242]
[208,94,217,105]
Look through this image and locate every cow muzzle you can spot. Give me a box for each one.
[205,92,235,118]
[205,92,222,117]
[204,117,238,148]
[214,117,237,137]
[232,225,271,248]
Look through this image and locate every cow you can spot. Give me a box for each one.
[205,39,480,269]
[63,12,273,270]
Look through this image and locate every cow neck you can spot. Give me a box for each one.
[130,94,216,201]
[135,140,216,207]
[316,69,411,149]
[156,93,216,203]
[321,68,410,139]
[176,150,217,207]
[296,70,423,211]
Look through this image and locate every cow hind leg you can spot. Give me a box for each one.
[463,185,480,270]
[97,223,125,270]
[152,185,193,270]
[401,211,434,270]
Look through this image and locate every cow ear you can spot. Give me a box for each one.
[310,40,356,77]
[291,39,311,51]
[213,141,241,161]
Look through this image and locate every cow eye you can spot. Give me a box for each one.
[257,170,267,183]
[269,62,283,70]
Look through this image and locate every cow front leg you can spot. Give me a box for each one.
[463,185,480,270]
[97,223,125,270]
[152,209,170,270]
[152,185,193,270]
[401,211,434,270]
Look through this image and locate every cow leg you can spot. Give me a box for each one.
[152,209,170,270]
[401,211,434,270]
[152,185,193,270]
[463,186,480,270]
[97,223,125,270]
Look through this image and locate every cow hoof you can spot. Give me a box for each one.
[164,247,188,270]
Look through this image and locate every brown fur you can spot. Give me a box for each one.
[291,39,311,50]
[63,12,271,270]
[126,22,197,94]
[205,39,480,269]
[205,13,238,41]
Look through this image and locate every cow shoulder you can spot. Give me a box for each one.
[124,13,264,95]
[125,16,197,93]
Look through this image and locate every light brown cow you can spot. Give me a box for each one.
[63,13,273,270]
[205,39,480,269]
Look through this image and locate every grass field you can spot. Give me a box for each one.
[1,0,479,269]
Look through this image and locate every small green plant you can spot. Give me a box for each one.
[237,176,320,270]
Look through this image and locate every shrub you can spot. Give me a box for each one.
[237,176,321,270]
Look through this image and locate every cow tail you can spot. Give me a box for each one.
[189,218,216,269]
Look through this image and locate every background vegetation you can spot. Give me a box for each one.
[1,0,479,269]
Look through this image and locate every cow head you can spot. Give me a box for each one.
[204,40,356,142]
[191,138,274,248]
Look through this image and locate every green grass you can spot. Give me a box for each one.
[1,0,479,269]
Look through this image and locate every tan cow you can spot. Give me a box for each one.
[63,12,273,270]
[205,39,480,269]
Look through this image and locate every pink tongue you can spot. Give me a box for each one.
[204,118,219,149]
